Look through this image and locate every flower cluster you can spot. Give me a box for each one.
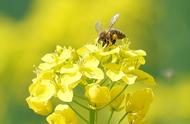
[26,41,155,124]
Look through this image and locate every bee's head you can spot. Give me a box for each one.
[98,31,107,43]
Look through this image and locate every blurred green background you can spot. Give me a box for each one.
[0,0,190,124]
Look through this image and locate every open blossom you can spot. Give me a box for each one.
[26,41,155,124]
[26,97,52,115]
[126,88,154,124]
[26,79,56,115]
[47,104,77,124]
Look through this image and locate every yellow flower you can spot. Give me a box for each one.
[47,104,77,124]
[26,42,156,123]
[126,88,154,123]
[26,96,52,115]
[57,89,73,102]
[60,64,79,74]
[38,46,75,71]
[105,63,125,81]
[99,46,120,56]
[26,79,55,115]
[122,49,146,57]
[58,46,75,62]
[61,72,82,88]
[29,79,56,101]
[130,69,156,85]
[57,72,82,102]
[127,113,145,124]
[110,85,125,110]
[85,83,110,108]
[77,44,101,57]
[122,74,137,85]
[105,64,137,85]
[37,70,55,80]
[80,55,104,80]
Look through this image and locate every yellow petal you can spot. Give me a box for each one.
[106,69,125,81]
[47,104,77,124]
[126,88,154,113]
[57,90,73,102]
[61,72,82,87]
[134,50,146,56]
[38,63,55,70]
[37,70,55,80]
[59,47,74,61]
[83,67,104,80]
[26,96,52,116]
[122,74,137,85]
[85,84,110,107]
[60,64,79,74]
[100,47,120,56]
[83,55,99,67]
[56,45,63,54]
[124,50,146,57]
[41,53,56,63]
[29,80,56,101]
[130,70,156,85]
[77,46,90,57]
[85,44,99,52]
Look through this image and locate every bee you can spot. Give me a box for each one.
[96,13,126,47]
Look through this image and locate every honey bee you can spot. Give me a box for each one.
[96,13,126,47]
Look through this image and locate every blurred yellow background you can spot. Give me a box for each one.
[0,0,190,124]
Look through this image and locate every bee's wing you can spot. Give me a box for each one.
[108,13,120,31]
[95,21,102,33]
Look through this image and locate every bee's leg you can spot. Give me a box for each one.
[97,38,103,44]
[102,40,107,47]
[112,40,116,44]
[112,34,117,45]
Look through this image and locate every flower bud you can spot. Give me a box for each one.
[85,84,110,108]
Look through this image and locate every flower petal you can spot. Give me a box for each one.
[60,64,79,74]
[106,69,125,81]
[38,63,55,71]
[26,96,52,116]
[130,70,156,85]
[61,72,82,87]
[83,55,99,67]
[57,90,73,102]
[83,67,104,80]
[122,74,137,85]
[47,104,77,124]
[41,53,56,63]
[29,80,56,101]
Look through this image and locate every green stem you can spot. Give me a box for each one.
[89,109,95,124]
[117,112,128,124]
[107,110,114,124]
[100,77,108,86]
[97,84,128,110]
[68,104,89,124]
[95,110,98,124]
[110,82,115,89]
[74,94,88,101]
[73,99,89,110]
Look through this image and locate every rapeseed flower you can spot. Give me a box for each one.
[126,88,154,124]
[26,41,155,124]
[85,83,110,108]
[47,104,77,124]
